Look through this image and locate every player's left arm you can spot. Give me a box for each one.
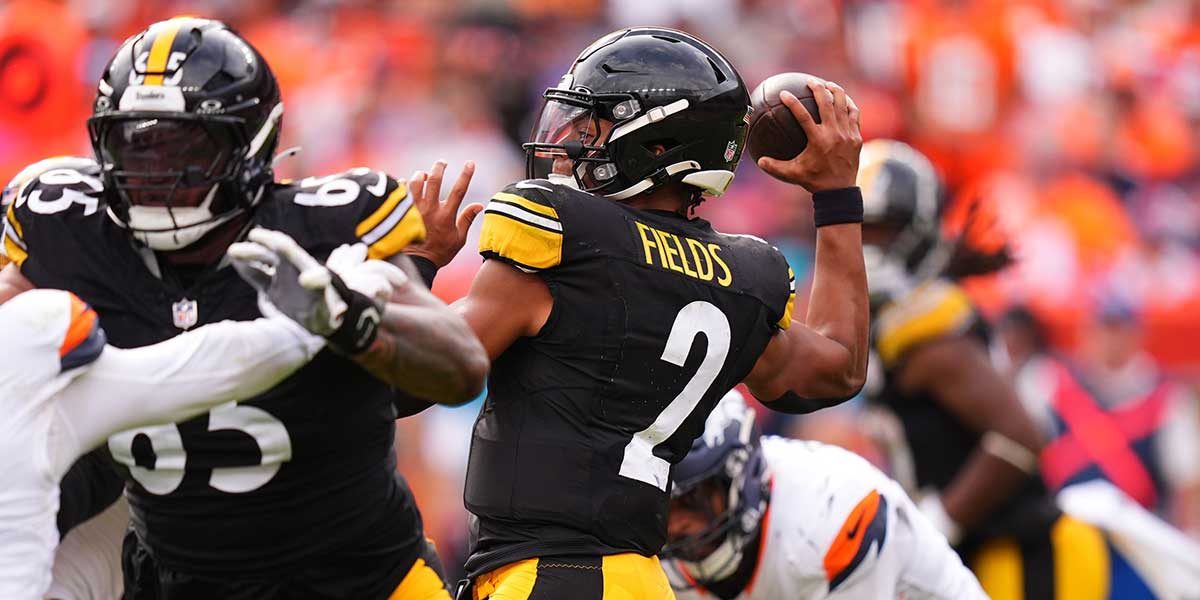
[349,162,489,404]
[899,335,1044,538]
[352,253,489,404]
[743,81,869,411]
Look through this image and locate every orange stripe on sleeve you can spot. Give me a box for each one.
[59,294,98,358]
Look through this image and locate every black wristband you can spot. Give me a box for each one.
[812,186,864,228]
[409,255,439,288]
[325,272,382,355]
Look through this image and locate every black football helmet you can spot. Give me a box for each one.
[87,17,282,251]
[858,139,945,299]
[524,27,751,202]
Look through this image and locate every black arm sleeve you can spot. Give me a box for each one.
[763,389,860,415]
[408,255,439,288]
[392,390,437,419]
[56,448,125,538]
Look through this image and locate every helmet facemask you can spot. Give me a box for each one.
[524,87,632,195]
[88,103,280,251]
[664,446,768,586]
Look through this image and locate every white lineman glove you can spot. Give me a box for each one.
[228,228,407,354]
[917,492,964,547]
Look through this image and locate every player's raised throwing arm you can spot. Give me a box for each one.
[743,80,870,410]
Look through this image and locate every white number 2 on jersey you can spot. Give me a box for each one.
[619,301,731,491]
[108,402,292,495]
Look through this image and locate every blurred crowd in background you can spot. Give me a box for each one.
[2,0,1198,580]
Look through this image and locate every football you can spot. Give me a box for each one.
[746,72,824,164]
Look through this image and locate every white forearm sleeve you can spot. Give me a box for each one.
[52,317,323,468]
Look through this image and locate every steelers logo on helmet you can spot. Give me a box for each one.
[86,17,283,251]
[523,28,751,203]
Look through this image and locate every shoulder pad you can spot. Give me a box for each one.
[0,290,105,378]
[282,167,424,260]
[478,180,564,272]
[711,230,795,330]
[777,266,796,330]
[3,162,105,268]
[874,279,976,367]
[3,156,99,210]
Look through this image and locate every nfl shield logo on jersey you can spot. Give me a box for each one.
[172,299,199,330]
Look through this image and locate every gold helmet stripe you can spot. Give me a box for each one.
[143,19,185,86]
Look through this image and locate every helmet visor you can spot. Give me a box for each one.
[526,98,616,186]
[530,100,606,147]
[92,115,241,208]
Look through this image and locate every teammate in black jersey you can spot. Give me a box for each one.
[0,17,487,599]
[856,139,1156,598]
[382,27,870,600]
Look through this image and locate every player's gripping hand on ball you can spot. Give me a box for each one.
[756,78,862,193]
[229,228,406,355]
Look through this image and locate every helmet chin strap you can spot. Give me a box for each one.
[129,210,242,251]
[605,161,704,201]
[109,184,261,251]
[547,173,579,190]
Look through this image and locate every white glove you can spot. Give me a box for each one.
[228,228,407,353]
[917,492,964,547]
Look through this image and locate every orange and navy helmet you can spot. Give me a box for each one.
[86,17,282,251]
[663,390,770,585]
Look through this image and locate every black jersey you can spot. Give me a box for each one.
[463,180,795,576]
[867,279,1057,550]
[4,163,429,578]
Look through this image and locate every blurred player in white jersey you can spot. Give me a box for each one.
[3,156,129,600]
[44,496,127,600]
[0,287,324,599]
[660,390,985,600]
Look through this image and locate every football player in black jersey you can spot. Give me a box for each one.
[856,139,1140,598]
[368,27,870,600]
[0,17,488,600]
